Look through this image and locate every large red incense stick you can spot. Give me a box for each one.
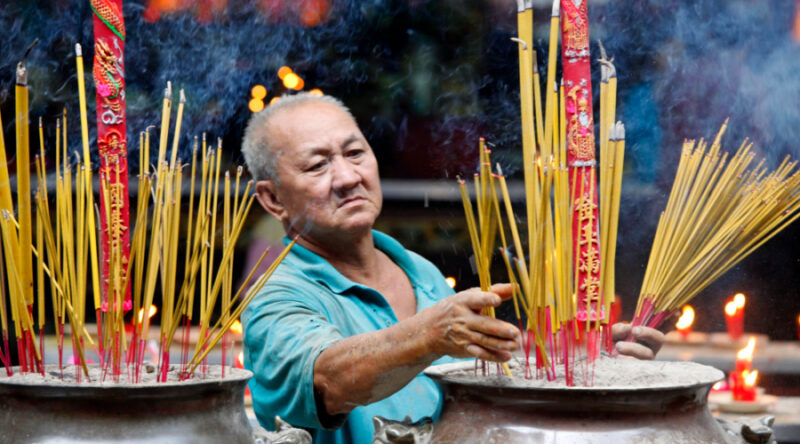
[560,0,602,348]
[90,1,132,336]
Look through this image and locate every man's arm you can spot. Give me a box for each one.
[313,283,520,417]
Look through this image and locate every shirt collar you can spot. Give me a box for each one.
[281,230,435,295]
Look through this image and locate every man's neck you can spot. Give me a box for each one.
[293,228,383,284]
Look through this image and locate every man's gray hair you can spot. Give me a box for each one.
[241,92,355,182]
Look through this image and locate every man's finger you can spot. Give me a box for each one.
[631,326,665,355]
[465,329,519,352]
[471,318,520,342]
[611,323,632,341]
[488,283,514,300]
[460,290,502,310]
[465,344,512,363]
[615,341,655,360]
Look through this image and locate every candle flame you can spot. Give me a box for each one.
[230,320,243,335]
[733,293,746,309]
[137,306,157,323]
[445,277,456,289]
[743,369,759,387]
[237,351,244,367]
[309,88,324,96]
[737,336,756,361]
[725,301,738,316]
[676,305,695,330]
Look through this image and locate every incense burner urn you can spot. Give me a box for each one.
[422,360,760,444]
[0,365,254,444]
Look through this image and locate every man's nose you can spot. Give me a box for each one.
[330,156,360,191]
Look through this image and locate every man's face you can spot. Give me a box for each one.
[257,101,382,239]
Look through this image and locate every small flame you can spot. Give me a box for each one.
[269,97,280,106]
[237,351,245,367]
[676,305,695,330]
[137,306,157,323]
[445,277,456,289]
[733,293,746,309]
[737,336,757,361]
[230,320,243,335]
[712,381,724,391]
[743,369,759,388]
[309,88,324,96]
[725,301,738,316]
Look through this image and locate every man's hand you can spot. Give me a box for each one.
[420,283,521,362]
[611,323,665,360]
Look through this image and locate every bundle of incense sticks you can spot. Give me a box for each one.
[0,47,294,382]
[459,0,626,386]
[633,122,800,329]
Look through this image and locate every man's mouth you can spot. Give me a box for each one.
[339,196,366,207]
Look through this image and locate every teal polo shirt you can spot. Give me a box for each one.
[242,230,459,444]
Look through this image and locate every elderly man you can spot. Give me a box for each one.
[241,93,663,443]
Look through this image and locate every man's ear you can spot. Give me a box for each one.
[255,179,287,223]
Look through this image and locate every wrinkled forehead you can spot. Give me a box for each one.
[268,101,361,155]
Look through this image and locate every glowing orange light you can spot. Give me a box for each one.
[445,277,456,289]
[249,98,265,113]
[725,301,737,316]
[269,97,280,106]
[743,369,759,388]
[676,305,695,330]
[293,77,305,91]
[737,336,757,362]
[230,320,243,335]
[237,351,245,367]
[733,293,746,309]
[137,306,157,323]
[283,73,300,90]
[251,84,267,100]
[711,381,724,391]
[309,88,323,96]
[277,66,293,80]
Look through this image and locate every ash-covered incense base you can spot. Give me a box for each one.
[0,364,253,444]
[423,357,759,444]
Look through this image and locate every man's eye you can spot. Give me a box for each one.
[307,160,327,172]
[347,149,365,158]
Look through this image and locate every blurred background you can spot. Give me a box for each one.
[1,0,800,339]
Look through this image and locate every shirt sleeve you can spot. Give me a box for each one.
[242,283,344,431]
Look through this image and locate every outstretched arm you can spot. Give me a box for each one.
[313,283,520,418]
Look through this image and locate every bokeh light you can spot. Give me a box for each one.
[282,73,300,90]
[249,97,265,113]
[277,66,293,80]
[250,84,267,100]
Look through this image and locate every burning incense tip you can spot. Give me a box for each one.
[551,0,559,17]
[179,89,186,103]
[496,164,504,176]
[515,0,524,12]
[74,43,82,57]
[165,81,172,99]
[616,122,626,140]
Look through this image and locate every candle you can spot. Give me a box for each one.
[725,297,744,340]
[675,305,695,339]
[734,370,758,402]
[731,336,757,400]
